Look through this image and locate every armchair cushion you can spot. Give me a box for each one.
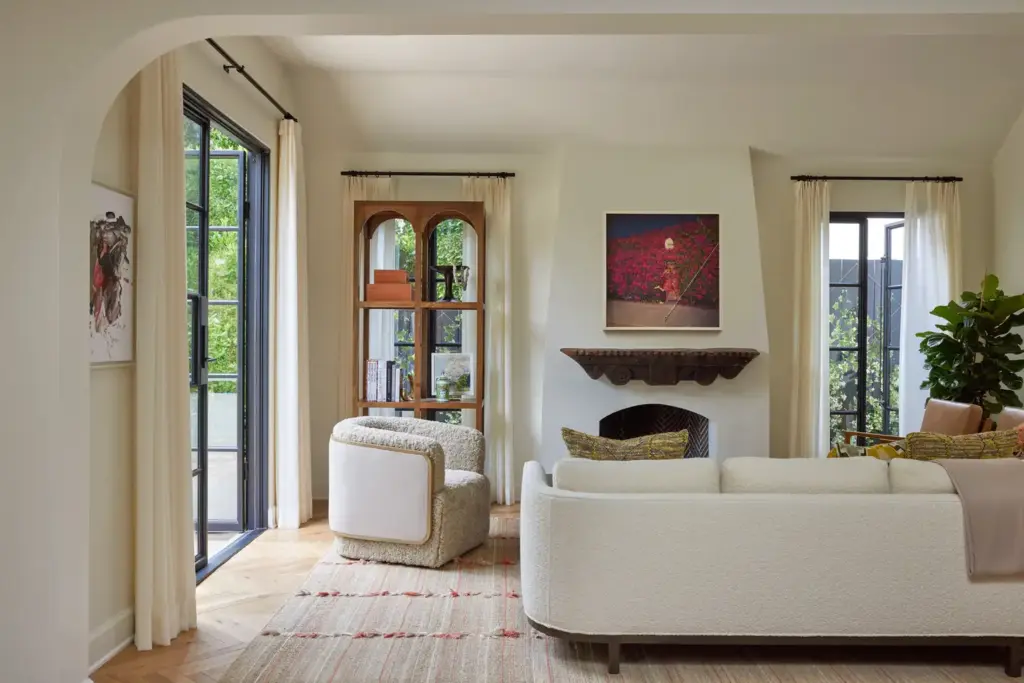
[334,416,484,474]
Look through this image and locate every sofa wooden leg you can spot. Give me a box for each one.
[607,640,621,675]
[1006,642,1024,678]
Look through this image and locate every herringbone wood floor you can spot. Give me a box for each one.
[92,503,519,683]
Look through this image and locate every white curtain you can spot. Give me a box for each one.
[460,223,479,428]
[134,52,197,649]
[269,119,312,530]
[340,177,393,419]
[899,181,962,434]
[462,177,515,502]
[789,180,831,458]
[367,219,397,417]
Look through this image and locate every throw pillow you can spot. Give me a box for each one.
[904,429,1019,460]
[561,427,689,461]
[828,440,905,461]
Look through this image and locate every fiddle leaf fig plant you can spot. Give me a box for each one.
[917,274,1024,417]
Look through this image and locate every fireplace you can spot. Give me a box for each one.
[599,404,710,458]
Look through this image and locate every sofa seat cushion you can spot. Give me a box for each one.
[561,427,689,461]
[721,456,889,493]
[889,458,955,493]
[553,458,719,494]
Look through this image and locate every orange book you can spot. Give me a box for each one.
[374,269,408,284]
[366,283,413,301]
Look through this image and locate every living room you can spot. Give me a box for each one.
[5,3,1024,683]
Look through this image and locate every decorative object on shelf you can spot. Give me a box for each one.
[374,269,408,284]
[432,352,473,399]
[366,281,413,301]
[918,274,1024,419]
[560,347,759,386]
[605,212,720,331]
[90,183,135,364]
[455,265,471,296]
[365,359,404,402]
[434,375,452,402]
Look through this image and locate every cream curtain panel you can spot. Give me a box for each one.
[269,119,313,530]
[899,181,962,434]
[789,180,831,458]
[340,177,393,419]
[462,177,515,502]
[133,52,197,649]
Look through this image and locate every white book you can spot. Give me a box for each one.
[366,359,377,402]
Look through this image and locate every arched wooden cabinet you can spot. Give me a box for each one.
[352,200,486,431]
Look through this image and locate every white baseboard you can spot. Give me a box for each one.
[89,607,134,673]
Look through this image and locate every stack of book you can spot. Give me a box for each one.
[365,359,405,402]
[366,269,413,302]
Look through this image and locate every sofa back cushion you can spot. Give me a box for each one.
[553,458,719,494]
[721,456,889,493]
[889,458,955,493]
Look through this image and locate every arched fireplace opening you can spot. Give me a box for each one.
[599,404,710,458]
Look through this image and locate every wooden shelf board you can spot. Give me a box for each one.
[358,401,417,408]
[358,301,415,309]
[357,399,483,410]
[357,300,482,311]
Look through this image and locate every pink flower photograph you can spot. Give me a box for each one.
[605,213,720,330]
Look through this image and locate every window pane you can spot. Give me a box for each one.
[887,409,900,436]
[208,304,238,375]
[190,385,199,451]
[887,287,902,348]
[887,350,900,411]
[432,309,463,349]
[429,218,477,303]
[208,155,241,229]
[829,223,860,284]
[889,226,905,284]
[208,230,239,300]
[184,118,202,206]
[187,299,194,383]
[394,219,416,282]
[208,450,238,522]
[425,409,469,426]
[192,474,200,556]
[186,213,200,293]
[207,379,238,450]
[829,286,859,348]
[829,350,859,414]
[830,413,856,447]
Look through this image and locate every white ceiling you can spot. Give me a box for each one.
[264,34,1024,157]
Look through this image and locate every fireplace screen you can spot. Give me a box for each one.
[599,404,709,458]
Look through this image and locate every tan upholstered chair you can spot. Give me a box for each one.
[844,399,983,445]
[997,407,1024,431]
[329,416,490,568]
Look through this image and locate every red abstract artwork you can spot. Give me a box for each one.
[605,213,720,329]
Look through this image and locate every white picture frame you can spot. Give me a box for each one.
[89,183,135,363]
[603,211,721,331]
[431,352,474,397]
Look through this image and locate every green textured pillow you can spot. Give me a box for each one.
[561,427,689,461]
[904,429,1019,460]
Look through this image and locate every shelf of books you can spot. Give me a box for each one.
[351,200,487,431]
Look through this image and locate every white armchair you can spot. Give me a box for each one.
[329,416,490,568]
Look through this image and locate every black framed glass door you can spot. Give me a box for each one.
[185,86,270,577]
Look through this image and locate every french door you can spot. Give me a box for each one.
[185,86,270,577]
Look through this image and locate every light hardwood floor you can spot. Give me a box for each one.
[92,503,518,683]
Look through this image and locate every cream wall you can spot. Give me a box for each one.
[86,37,294,671]
[993,106,1024,405]
[752,152,994,457]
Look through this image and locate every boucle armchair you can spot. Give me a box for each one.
[329,416,490,568]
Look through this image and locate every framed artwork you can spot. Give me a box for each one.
[431,352,474,398]
[89,184,135,363]
[604,212,720,331]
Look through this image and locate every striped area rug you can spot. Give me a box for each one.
[220,516,1008,683]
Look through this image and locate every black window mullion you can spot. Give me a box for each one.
[856,217,868,437]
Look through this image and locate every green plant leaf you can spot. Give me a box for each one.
[982,274,1000,300]
[993,294,1024,321]
[930,303,966,325]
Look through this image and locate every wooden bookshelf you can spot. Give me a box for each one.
[352,201,486,431]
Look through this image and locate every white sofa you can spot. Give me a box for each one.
[520,457,1024,676]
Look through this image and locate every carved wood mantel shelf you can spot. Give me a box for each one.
[560,348,760,387]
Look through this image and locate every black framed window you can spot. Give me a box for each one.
[185,86,270,581]
[828,213,904,445]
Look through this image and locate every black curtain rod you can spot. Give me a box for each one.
[791,174,962,183]
[206,38,297,122]
[340,170,515,178]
